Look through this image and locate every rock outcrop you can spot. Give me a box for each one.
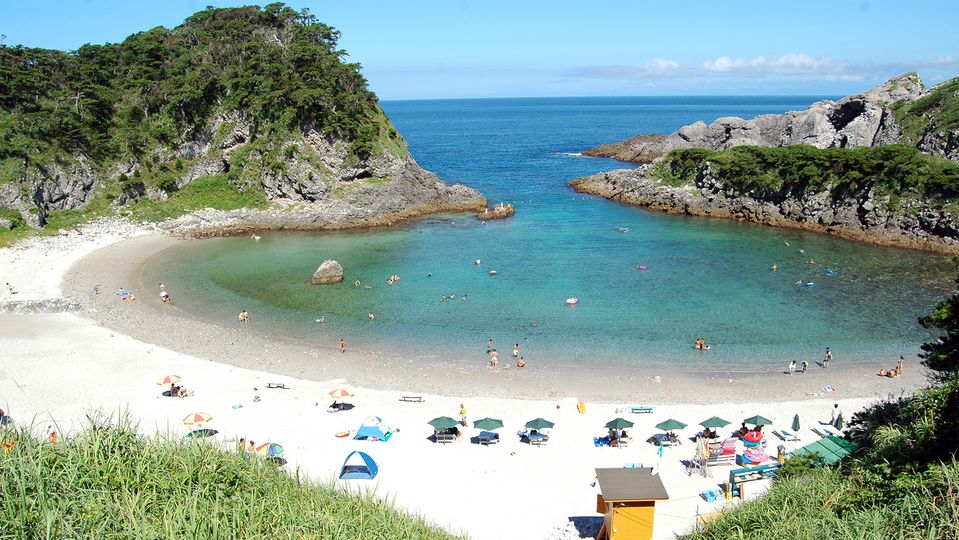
[477,203,515,221]
[569,166,959,253]
[584,73,940,162]
[309,260,344,284]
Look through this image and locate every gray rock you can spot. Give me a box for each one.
[310,260,344,284]
[0,217,12,230]
[585,73,931,162]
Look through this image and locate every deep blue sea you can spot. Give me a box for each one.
[145,97,954,369]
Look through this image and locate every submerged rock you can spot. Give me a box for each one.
[310,260,344,284]
[477,202,515,220]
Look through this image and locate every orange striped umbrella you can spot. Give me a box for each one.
[328,388,353,399]
[157,375,182,385]
[182,412,212,426]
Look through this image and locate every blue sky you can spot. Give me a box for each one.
[4,1,958,99]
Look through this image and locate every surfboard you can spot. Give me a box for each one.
[577,401,587,414]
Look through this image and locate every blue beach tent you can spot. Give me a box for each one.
[339,451,379,479]
[353,415,393,442]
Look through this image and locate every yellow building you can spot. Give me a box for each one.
[595,467,669,540]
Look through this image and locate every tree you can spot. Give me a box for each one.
[919,256,959,377]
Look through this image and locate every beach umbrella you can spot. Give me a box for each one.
[743,415,773,426]
[699,416,730,429]
[655,419,687,432]
[184,428,218,439]
[428,416,459,431]
[157,375,181,385]
[255,442,285,458]
[473,417,504,431]
[525,418,555,430]
[835,413,844,431]
[328,388,353,399]
[792,414,801,432]
[605,418,635,430]
[182,412,212,426]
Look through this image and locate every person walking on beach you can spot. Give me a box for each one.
[801,360,808,374]
[898,355,905,373]
[788,360,796,375]
[823,347,832,368]
[339,339,346,353]
[489,349,498,367]
[459,404,467,426]
[830,404,841,427]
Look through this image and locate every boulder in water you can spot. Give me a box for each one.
[310,260,344,285]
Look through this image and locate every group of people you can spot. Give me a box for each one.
[486,339,525,368]
[387,273,400,285]
[694,338,710,351]
[787,359,809,375]
[168,383,193,398]
[879,356,906,378]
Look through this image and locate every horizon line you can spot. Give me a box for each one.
[378,93,843,103]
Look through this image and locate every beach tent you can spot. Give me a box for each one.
[339,451,379,480]
[353,415,393,442]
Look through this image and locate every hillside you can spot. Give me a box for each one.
[584,73,959,163]
[0,4,484,241]
[0,418,458,539]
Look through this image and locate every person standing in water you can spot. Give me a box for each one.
[823,348,832,368]
[487,339,494,354]
[788,360,796,375]
[513,343,520,361]
[339,339,346,353]
[898,355,905,373]
[801,360,808,374]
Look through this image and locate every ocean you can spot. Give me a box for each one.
[144,97,954,369]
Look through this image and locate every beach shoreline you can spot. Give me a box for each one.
[60,232,928,404]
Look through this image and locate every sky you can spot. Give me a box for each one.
[4,1,958,100]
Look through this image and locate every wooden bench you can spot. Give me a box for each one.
[628,406,654,414]
[399,395,424,403]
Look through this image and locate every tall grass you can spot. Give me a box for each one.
[0,418,458,539]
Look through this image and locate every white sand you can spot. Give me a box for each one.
[0,221,919,539]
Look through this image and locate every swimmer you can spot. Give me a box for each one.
[368,311,375,321]
[427,272,432,277]
[354,279,361,288]
[795,279,803,285]
[808,259,817,265]
[475,259,481,265]
[462,294,468,300]
[315,316,325,324]
[363,284,372,289]
[770,264,778,272]
[239,310,249,322]
[517,356,526,368]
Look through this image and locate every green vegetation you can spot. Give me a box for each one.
[124,174,268,222]
[686,265,959,540]
[0,417,457,539]
[891,77,959,146]
[0,3,409,240]
[658,145,959,207]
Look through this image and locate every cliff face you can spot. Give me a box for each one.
[570,165,959,253]
[0,5,485,233]
[584,73,959,163]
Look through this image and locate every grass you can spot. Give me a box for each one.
[124,173,268,222]
[891,76,959,146]
[0,416,459,539]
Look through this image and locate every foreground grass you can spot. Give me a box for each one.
[0,420,457,539]
[685,379,959,540]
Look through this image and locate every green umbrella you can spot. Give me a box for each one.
[655,419,687,431]
[699,416,730,429]
[743,415,773,426]
[835,413,844,431]
[428,416,459,431]
[473,417,504,431]
[525,417,555,430]
[792,414,801,432]
[605,418,635,430]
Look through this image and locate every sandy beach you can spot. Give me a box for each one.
[0,219,931,539]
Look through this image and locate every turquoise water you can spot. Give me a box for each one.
[146,97,954,369]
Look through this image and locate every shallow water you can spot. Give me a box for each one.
[145,97,954,369]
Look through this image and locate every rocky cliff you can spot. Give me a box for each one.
[570,161,959,253]
[584,73,959,163]
[0,5,486,236]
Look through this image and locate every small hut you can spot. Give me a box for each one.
[595,467,669,540]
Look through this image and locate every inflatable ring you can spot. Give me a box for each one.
[335,431,351,438]
[743,431,763,443]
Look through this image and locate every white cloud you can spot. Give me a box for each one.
[702,53,846,75]
[645,58,680,74]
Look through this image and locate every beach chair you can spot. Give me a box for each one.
[478,431,500,445]
[434,432,457,444]
[528,432,550,446]
[774,429,800,442]
[812,425,842,438]
[266,383,289,389]
[614,436,631,448]
[399,395,424,403]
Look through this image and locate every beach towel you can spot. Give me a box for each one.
[594,436,610,447]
